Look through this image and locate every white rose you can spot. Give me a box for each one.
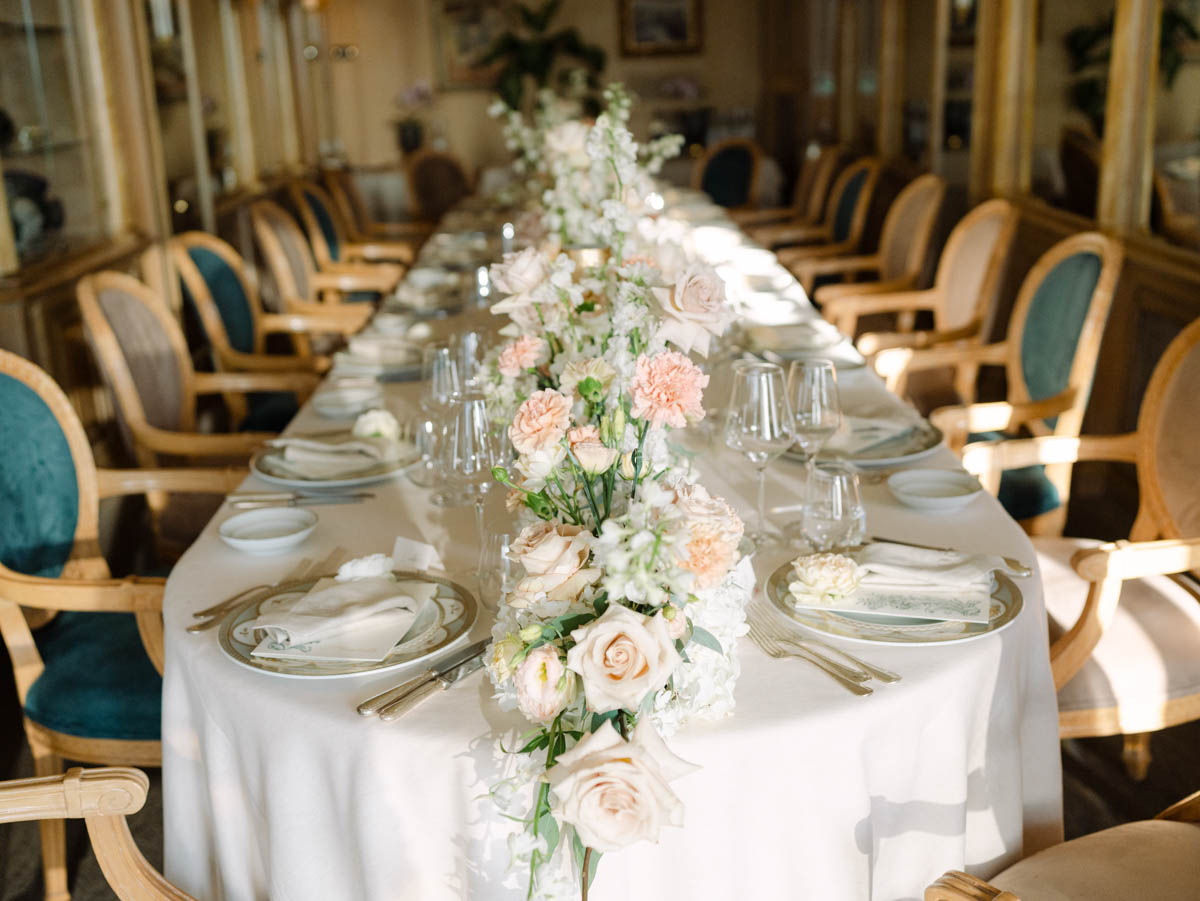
[509,522,601,605]
[352,408,401,442]
[490,247,548,295]
[514,644,575,722]
[653,263,733,357]
[566,604,682,713]
[546,719,698,853]
[787,552,862,606]
[515,444,567,490]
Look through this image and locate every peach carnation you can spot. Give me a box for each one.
[509,389,572,454]
[630,351,709,430]
[497,335,548,377]
[678,521,740,590]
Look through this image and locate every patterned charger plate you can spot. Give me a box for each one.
[217,569,477,678]
[764,560,1023,646]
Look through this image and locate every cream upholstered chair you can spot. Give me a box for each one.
[0,350,241,900]
[0,767,198,900]
[927,790,1200,900]
[249,199,402,308]
[322,166,434,242]
[731,144,844,229]
[875,232,1123,535]
[77,271,315,466]
[961,316,1200,779]
[757,156,881,257]
[288,179,415,267]
[691,137,763,209]
[405,149,473,222]
[787,172,946,298]
[169,231,367,400]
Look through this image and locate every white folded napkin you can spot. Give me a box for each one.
[347,334,419,365]
[267,436,403,479]
[826,414,921,456]
[856,542,1017,593]
[250,575,437,651]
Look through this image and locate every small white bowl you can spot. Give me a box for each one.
[887,469,984,513]
[219,508,317,555]
[312,385,383,419]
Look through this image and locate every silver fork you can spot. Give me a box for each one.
[745,618,873,697]
[754,614,901,683]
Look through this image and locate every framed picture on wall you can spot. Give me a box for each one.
[619,0,703,57]
[432,0,508,89]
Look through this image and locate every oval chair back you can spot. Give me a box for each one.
[932,198,1019,333]
[875,173,946,283]
[405,149,472,222]
[798,144,846,225]
[824,156,882,246]
[323,167,374,239]
[691,138,763,208]
[250,199,318,306]
[170,231,266,365]
[77,271,195,469]
[1134,316,1200,542]
[289,180,350,267]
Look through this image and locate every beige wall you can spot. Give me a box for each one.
[326,0,761,172]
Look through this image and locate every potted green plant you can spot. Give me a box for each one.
[394,80,434,154]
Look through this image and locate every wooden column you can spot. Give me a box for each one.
[928,0,950,173]
[220,0,259,188]
[0,157,17,275]
[876,0,905,159]
[177,0,216,232]
[967,0,1000,203]
[1098,0,1161,232]
[838,0,858,145]
[989,0,1037,197]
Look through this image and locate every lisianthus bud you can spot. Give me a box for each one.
[492,466,511,484]
[526,491,555,519]
[619,452,636,480]
[519,624,544,643]
[612,406,626,437]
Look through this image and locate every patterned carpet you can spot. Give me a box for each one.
[1,640,1197,900]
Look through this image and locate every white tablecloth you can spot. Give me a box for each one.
[162,205,1061,901]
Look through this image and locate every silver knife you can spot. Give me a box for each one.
[227,491,375,501]
[229,494,374,509]
[368,639,490,721]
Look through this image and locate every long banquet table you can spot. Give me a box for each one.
[162,198,1062,901]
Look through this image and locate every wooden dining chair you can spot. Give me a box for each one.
[690,137,763,209]
[731,144,843,228]
[787,172,946,298]
[169,230,368,399]
[405,149,473,222]
[287,179,415,267]
[874,232,1124,535]
[249,199,402,308]
[754,157,881,258]
[322,166,434,242]
[1059,125,1101,220]
[960,316,1200,779]
[0,349,241,901]
[927,789,1200,900]
[836,199,1018,364]
[0,767,198,901]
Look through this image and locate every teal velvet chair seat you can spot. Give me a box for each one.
[182,245,256,355]
[305,189,342,261]
[347,290,382,304]
[242,391,299,432]
[970,430,1062,521]
[831,169,868,243]
[26,612,162,742]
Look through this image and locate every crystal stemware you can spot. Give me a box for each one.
[440,392,500,549]
[451,330,487,389]
[803,461,866,551]
[416,343,459,495]
[724,360,794,550]
[788,358,841,477]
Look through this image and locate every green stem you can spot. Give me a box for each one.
[581,847,593,901]
[629,422,650,500]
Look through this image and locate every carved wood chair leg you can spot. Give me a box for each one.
[30,740,70,901]
[1122,732,1153,781]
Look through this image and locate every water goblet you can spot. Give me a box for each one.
[451,330,487,389]
[803,461,866,552]
[724,360,794,550]
[478,532,516,612]
[440,392,500,548]
[788,358,841,478]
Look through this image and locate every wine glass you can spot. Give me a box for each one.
[416,344,459,495]
[724,360,794,550]
[788,359,841,478]
[803,461,866,551]
[451,330,487,388]
[478,532,516,612]
[441,392,500,550]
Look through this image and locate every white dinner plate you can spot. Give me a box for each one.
[311,385,384,419]
[764,560,1023,646]
[784,423,945,469]
[216,569,477,678]
[250,441,419,491]
[218,508,317,555]
[887,469,984,512]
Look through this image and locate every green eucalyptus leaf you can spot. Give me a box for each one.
[689,625,723,655]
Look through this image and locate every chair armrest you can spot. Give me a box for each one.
[133,424,268,460]
[0,568,164,613]
[794,253,881,278]
[342,240,415,264]
[1050,536,1200,690]
[750,222,832,249]
[366,220,433,240]
[777,240,856,266]
[872,341,1009,394]
[929,391,1077,452]
[925,871,1017,901]
[822,289,939,336]
[96,467,246,499]
[312,270,399,294]
[214,348,317,374]
[857,321,981,357]
[0,767,148,825]
[813,275,917,307]
[730,206,800,227]
[259,310,368,337]
[192,371,318,397]
[1157,788,1200,823]
[960,434,1139,493]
